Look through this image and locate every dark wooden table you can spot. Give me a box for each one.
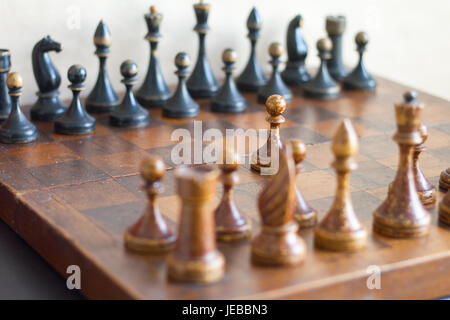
[0,77,449,299]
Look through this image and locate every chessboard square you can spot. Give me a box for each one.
[5,142,80,168]
[27,159,109,187]
[233,181,264,221]
[62,137,112,158]
[366,186,388,201]
[90,135,141,155]
[296,170,337,201]
[303,118,381,139]
[378,152,449,179]
[425,127,450,150]
[302,142,370,170]
[280,126,330,145]
[354,115,395,135]
[82,201,145,236]
[428,147,450,164]
[52,179,140,211]
[0,154,43,191]
[353,160,397,188]
[86,150,154,177]
[118,125,186,149]
[359,134,397,159]
[284,105,342,124]
[421,103,450,125]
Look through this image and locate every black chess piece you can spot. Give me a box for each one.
[281,15,311,86]
[0,72,37,144]
[211,49,246,113]
[86,20,119,113]
[326,16,348,81]
[30,36,66,121]
[0,49,12,123]
[343,32,376,91]
[163,53,199,119]
[186,0,219,99]
[135,6,171,108]
[55,65,96,135]
[304,38,340,100]
[109,60,149,128]
[236,7,267,92]
[257,42,292,104]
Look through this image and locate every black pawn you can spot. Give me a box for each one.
[257,42,292,104]
[211,49,246,113]
[135,6,171,108]
[304,38,340,100]
[55,65,96,135]
[343,32,376,91]
[86,20,119,113]
[0,72,37,144]
[109,60,149,127]
[186,1,219,99]
[326,16,348,81]
[163,53,199,119]
[0,49,12,123]
[281,15,311,86]
[30,36,66,121]
[236,7,267,92]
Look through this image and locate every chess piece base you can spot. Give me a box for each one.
[85,102,117,114]
[251,222,306,266]
[304,86,340,100]
[216,224,251,242]
[30,93,67,121]
[109,111,149,128]
[440,168,450,190]
[186,87,218,99]
[281,65,311,86]
[124,231,175,254]
[0,126,37,144]
[167,250,225,283]
[314,227,367,252]
[373,216,430,238]
[136,94,170,109]
[211,100,246,113]
[54,118,96,135]
[343,78,377,91]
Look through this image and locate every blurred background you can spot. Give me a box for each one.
[0,0,449,104]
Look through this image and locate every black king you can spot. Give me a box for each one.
[136,6,171,108]
[186,0,219,99]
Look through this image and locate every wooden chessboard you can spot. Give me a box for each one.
[0,77,449,299]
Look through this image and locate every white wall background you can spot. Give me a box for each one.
[0,0,449,104]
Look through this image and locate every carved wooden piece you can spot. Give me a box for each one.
[124,157,175,253]
[439,190,450,225]
[251,94,286,173]
[412,125,436,206]
[315,119,367,251]
[373,92,431,238]
[251,145,307,266]
[215,150,251,241]
[168,165,224,283]
[440,167,450,190]
[290,139,317,228]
